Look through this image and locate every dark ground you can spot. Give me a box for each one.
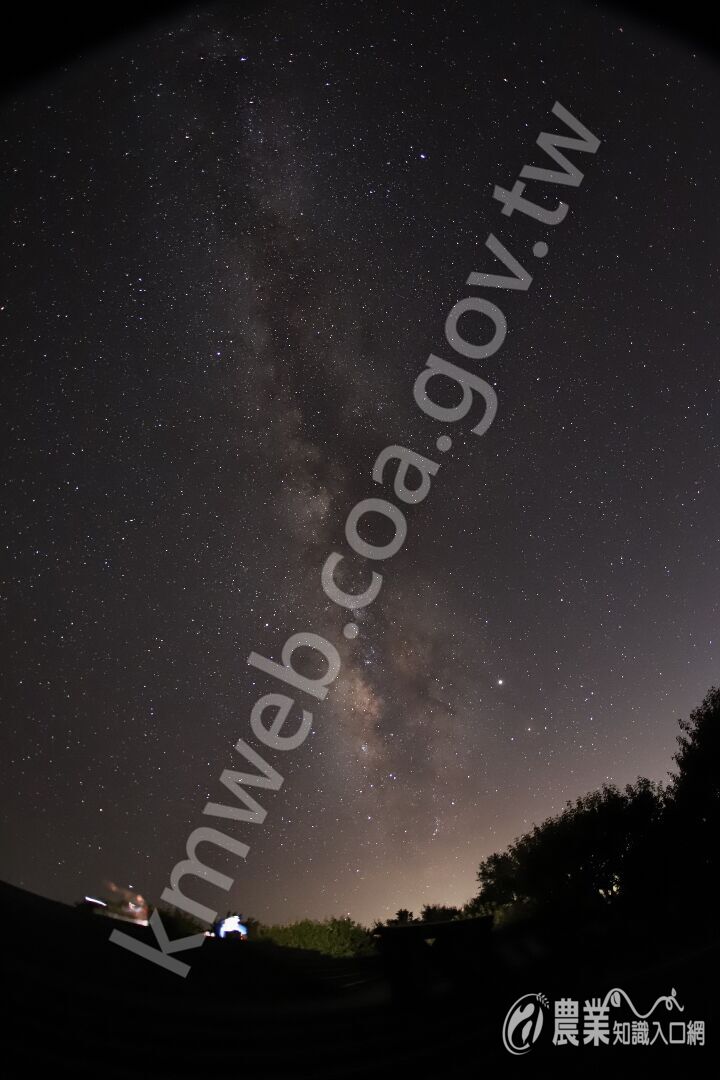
[2,880,718,1077]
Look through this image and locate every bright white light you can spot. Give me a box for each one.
[218,915,248,938]
[85,896,107,907]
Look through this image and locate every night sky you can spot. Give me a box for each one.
[2,1,719,928]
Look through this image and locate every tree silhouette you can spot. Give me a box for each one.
[472,778,664,917]
[664,685,720,912]
[469,687,720,926]
[671,684,720,810]
[420,904,461,923]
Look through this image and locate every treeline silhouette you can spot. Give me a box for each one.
[9,687,718,1078]
[378,685,720,936]
[102,685,719,959]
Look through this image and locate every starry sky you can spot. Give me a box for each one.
[1,1,719,927]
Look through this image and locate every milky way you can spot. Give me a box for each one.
[2,1,719,926]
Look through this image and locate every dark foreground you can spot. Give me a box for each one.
[3,881,718,1078]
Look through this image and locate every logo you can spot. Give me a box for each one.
[502,993,550,1055]
[501,987,705,1053]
